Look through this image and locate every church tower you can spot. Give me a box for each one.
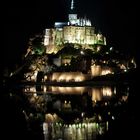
[68,0,78,25]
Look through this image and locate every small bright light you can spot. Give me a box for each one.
[10,72,13,77]
[110,47,113,51]
[81,112,84,117]
[112,116,115,120]
[124,69,127,72]
[80,50,84,55]
[10,93,12,97]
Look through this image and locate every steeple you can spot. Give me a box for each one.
[69,0,76,13]
[68,0,77,25]
[71,0,74,10]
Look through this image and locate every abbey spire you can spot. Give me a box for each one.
[70,0,74,10]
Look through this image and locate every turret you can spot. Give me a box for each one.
[68,0,78,25]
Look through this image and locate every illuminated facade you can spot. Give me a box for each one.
[44,0,106,54]
[21,0,136,83]
[51,72,91,82]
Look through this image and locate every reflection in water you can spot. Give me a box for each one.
[20,84,130,140]
[51,86,87,94]
[43,114,108,140]
[43,121,108,140]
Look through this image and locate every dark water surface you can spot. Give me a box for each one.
[1,77,138,140]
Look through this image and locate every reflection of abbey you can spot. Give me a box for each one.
[44,0,106,54]
[21,0,136,83]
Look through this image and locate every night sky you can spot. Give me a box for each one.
[2,0,138,68]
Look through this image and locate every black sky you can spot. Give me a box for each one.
[1,0,138,67]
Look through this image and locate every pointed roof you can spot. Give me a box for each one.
[71,0,74,10]
[69,0,76,13]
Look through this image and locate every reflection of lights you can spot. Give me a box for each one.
[43,86,47,92]
[127,87,129,92]
[72,124,76,128]
[81,112,84,117]
[108,112,111,115]
[98,115,102,121]
[52,113,58,121]
[51,86,86,94]
[66,87,72,91]
[112,116,115,120]
[91,88,102,101]
[43,122,48,134]
[51,121,107,139]
[69,124,72,128]
[102,87,112,96]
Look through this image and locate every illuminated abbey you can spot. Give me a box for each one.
[44,0,106,54]
[20,0,136,83]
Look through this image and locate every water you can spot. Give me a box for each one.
[1,80,138,140]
